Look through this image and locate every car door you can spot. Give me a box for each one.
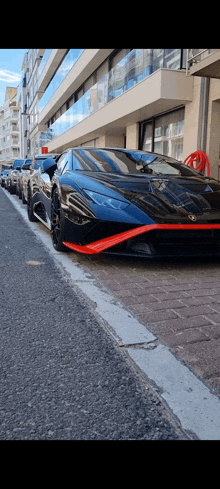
[40,164,53,219]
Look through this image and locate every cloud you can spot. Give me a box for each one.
[0,69,21,83]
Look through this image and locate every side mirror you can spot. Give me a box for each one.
[41,157,57,175]
[22,163,31,170]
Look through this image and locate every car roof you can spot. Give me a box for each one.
[34,153,59,158]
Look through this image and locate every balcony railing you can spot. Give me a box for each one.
[186,49,218,75]
[40,48,186,146]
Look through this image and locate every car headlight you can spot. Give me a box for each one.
[83,189,129,210]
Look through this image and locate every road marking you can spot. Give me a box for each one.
[26,260,45,265]
[3,187,220,439]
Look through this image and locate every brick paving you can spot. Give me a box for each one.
[68,252,220,397]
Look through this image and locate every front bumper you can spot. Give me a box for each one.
[63,223,220,256]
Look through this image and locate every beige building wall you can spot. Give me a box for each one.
[183,77,202,160]
[126,123,139,149]
[206,78,220,179]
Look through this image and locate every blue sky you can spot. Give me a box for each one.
[0,49,27,106]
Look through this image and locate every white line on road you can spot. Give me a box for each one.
[3,187,220,440]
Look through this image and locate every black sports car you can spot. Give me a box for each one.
[27,147,220,257]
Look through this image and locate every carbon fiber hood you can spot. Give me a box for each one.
[87,172,220,219]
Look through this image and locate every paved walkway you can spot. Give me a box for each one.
[71,241,220,397]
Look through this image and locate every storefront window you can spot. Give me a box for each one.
[141,107,185,161]
[142,121,153,152]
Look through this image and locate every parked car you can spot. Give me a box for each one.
[22,154,59,204]
[7,159,25,194]
[1,169,10,188]
[26,147,220,257]
[16,158,32,200]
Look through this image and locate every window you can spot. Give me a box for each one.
[75,87,83,102]
[57,152,67,172]
[84,74,96,93]
[72,148,196,175]
[140,107,185,161]
[110,49,131,70]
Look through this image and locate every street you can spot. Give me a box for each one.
[0,187,186,440]
[2,185,220,439]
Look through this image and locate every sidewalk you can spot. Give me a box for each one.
[81,249,220,397]
[80,242,220,397]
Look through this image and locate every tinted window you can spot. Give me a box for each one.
[72,149,200,177]
[32,157,49,170]
[56,153,67,171]
[13,159,24,168]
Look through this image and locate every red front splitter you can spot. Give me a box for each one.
[63,223,220,255]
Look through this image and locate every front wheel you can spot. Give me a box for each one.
[22,190,27,204]
[27,185,38,222]
[51,188,68,252]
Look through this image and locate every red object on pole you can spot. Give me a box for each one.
[41,147,48,154]
[183,150,210,176]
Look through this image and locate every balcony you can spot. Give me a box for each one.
[187,49,220,78]
[42,67,193,153]
[11,124,19,133]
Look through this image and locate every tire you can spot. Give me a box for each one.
[27,184,38,222]
[10,182,15,194]
[22,191,27,204]
[51,188,68,252]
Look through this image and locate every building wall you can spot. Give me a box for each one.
[0,86,20,169]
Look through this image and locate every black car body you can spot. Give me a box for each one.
[27,147,220,257]
[1,169,10,188]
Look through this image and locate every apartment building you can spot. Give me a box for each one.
[20,48,220,180]
[18,49,45,158]
[0,86,20,170]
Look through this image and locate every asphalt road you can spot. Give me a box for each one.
[0,187,188,439]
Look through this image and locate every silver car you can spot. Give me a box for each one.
[16,158,32,200]
[22,154,59,204]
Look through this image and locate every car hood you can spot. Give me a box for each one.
[86,172,220,219]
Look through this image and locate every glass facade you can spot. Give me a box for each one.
[141,107,185,161]
[40,49,186,147]
[39,49,84,112]
[38,49,52,78]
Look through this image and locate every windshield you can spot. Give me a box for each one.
[33,157,55,170]
[73,149,201,177]
[13,159,24,168]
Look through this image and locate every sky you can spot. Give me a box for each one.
[0,49,28,106]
